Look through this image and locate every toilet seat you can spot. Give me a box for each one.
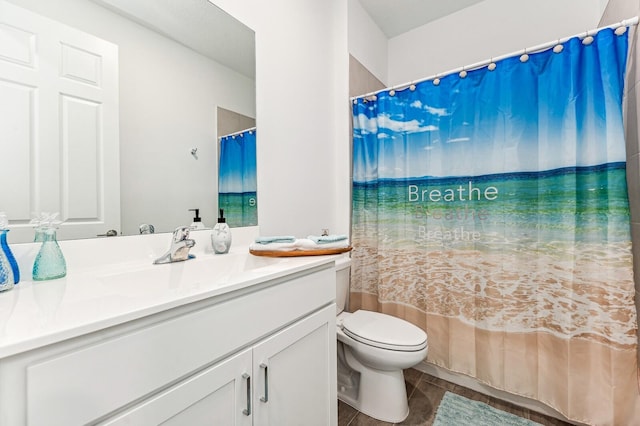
[341,310,427,352]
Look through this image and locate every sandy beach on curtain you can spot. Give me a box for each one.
[350,244,637,349]
[349,243,639,424]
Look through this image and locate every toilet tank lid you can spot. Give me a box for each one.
[342,310,427,350]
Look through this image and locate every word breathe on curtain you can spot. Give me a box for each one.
[218,128,257,227]
[351,28,638,425]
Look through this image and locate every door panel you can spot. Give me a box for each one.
[0,0,119,241]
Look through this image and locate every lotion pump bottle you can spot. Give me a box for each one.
[189,209,206,230]
[212,209,231,254]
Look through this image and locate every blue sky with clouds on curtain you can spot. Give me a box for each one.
[353,28,628,182]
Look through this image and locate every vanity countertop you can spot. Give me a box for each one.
[0,247,338,359]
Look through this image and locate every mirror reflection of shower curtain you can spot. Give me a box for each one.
[351,28,639,425]
[218,128,257,227]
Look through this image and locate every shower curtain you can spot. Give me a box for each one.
[351,28,639,425]
[218,128,257,227]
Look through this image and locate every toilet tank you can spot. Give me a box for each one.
[335,256,352,315]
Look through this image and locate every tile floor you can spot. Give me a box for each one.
[338,369,574,425]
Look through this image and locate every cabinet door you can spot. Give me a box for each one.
[253,305,337,426]
[102,348,252,426]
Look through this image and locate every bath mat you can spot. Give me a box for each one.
[433,391,542,426]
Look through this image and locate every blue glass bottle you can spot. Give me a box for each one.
[32,227,67,281]
[0,229,20,284]
[0,245,14,292]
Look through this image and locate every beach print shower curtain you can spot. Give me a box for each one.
[218,128,257,227]
[351,28,639,425]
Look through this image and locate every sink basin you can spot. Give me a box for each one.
[97,252,287,296]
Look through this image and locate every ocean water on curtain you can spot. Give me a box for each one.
[219,192,258,228]
[354,162,631,247]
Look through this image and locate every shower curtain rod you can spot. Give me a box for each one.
[218,126,257,139]
[351,16,639,101]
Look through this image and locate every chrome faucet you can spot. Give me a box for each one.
[153,226,196,264]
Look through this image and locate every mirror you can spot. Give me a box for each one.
[0,0,256,243]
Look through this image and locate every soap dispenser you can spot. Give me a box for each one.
[189,209,206,230]
[211,209,232,254]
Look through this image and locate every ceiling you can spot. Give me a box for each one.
[358,0,487,38]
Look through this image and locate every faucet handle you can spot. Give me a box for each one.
[172,226,192,242]
[139,224,155,234]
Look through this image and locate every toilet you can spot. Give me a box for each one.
[334,256,428,423]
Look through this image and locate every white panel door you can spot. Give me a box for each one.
[253,305,336,426]
[0,0,119,242]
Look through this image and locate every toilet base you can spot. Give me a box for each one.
[337,347,410,423]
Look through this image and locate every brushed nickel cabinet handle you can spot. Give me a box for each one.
[242,373,251,415]
[259,363,269,403]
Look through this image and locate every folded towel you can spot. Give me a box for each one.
[307,234,348,244]
[249,241,298,251]
[296,238,349,250]
[249,238,350,252]
[254,235,296,244]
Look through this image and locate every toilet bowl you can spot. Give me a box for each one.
[334,257,428,423]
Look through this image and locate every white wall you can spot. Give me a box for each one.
[211,0,350,238]
[387,0,608,86]
[8,0,256,236]
[347,0,388,85]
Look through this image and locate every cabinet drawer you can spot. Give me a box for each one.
[26,266,334,426]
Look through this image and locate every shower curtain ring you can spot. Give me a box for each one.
[459,67,467,78]
[553,40,563,53]
[433,74,440,86]
[487,59,496,71]
[520,48,529,63]
[582,34,594,45]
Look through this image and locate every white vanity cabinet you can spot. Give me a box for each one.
[104,305,335,426]
[0,261,337,426]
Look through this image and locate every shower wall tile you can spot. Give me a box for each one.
[349,54,385,98]
[632,222,640,294]
[637,289,640,367]
[627,153,640,221]
[626,29,639,96]
[625,85,640,158]
[599,0,640,32]
[612,0,640,359]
